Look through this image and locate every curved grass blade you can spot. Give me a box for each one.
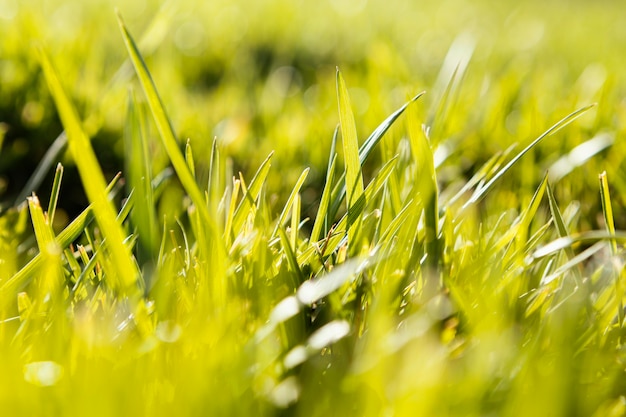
[336,69,364,251]
[38,48,139,293]
[118,11,202,213]
[462,104,596,209]
[533,230,626,259]
[118,12,227,299]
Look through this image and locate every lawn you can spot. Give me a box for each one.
[1,0,626,416]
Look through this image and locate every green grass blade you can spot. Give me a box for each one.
[328,92,425,223]
[311,156,337,243]
[185,139,196,180]
[28,194,57,255]
[224,178,241,247]
[125,90,158,260]
[546,182,570,240]
[545,181,581,279]
[117,13,222,250]
[272,168,309,239]
[533,231,626,259]
[408,100,439,266]
[38,48,139,293]
[599,171,617,254]
[599,171,622,326]
[27,194,63,297]
[278,227,304,285]
[290,193,301,249]
[232,152,273,234]
[463,104,596,209]
[336,69,364,252]
[300,156,398,262]
[208,136,220,210]
[47,163,63,225]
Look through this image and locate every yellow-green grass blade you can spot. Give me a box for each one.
[290,193,301,249]
[185,139,196,180]
[27,194,63,299]
[311,156,337,243]
[38,48,139,294]
[407,100,439,267]
[599,171,622,326]
[117,13,223,260]
[208,136,221,211]
[125,90,158,260]
[2,175,121,292]
[46,163,63,226]
[546,182,573,246]
[463,104,596,209]
[533,231,626,259]
[272,168,310,239]
[336,69,364,252]
[232,152,273,234]
[544,181,584,281]
[278,227,304,285]
[599,171,617,255]
[224,178,241,248]
[327,92,425,226]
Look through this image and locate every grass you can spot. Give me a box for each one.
[2,1,626,416]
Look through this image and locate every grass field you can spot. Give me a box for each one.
[2,1,626,416]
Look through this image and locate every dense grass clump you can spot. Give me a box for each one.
[2,1,626,416]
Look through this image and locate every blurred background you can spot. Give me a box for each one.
[1,0,626,227]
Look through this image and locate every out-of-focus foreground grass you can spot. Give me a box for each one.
[2,0,626,416]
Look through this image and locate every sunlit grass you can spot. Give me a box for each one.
[2,1,626,416]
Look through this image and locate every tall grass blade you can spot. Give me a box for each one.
[599,171,623,326]
[328,92,425,223]
[38,48,139,293]
[336,69,364,252]
[117,13,223,258]
[408,101,439,267]
[125,90,158,261]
